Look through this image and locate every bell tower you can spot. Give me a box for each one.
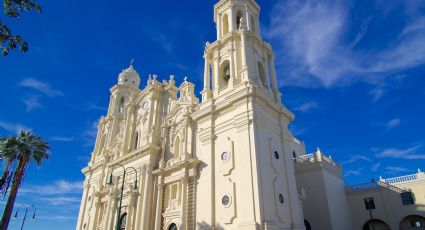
[201,0,281,103]
[195,0,305,229]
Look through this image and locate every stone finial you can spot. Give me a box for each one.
[148,74,153,84]
[418,168,422,173]
[130,58,135,66]
[184,76,188,82]
[379,176,383,181]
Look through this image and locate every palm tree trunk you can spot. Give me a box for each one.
[0,158,26,230]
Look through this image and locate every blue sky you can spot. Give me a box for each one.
[0,0,424,229]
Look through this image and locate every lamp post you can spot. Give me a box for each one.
[106,164,138,230]
[14,205,36,230]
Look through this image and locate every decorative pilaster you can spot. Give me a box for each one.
[76,181,90,230]
[154,176,164,230]
[202,54,212,102]
[179,175,188,230]
[134,166,147,230]
[141,165,154,229]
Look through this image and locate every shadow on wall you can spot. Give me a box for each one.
[197,222,225,230]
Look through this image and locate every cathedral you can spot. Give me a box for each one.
[76,0,425,230]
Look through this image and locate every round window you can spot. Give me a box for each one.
[279,194,284,204]
[274,151,280,160]
[221,151,230,162]
[222,195,230,206]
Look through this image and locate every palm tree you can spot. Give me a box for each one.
[0,131,49,230]
[0,137,18,197]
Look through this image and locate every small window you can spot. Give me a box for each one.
[293,151,297,159]
[222,14,229,35]
[134,132,139,150]
[236,11,243,29]
[364,197,375,210]
[222,195,230,206]
[257,62,268,88]
[279,194,284,204]
[119,97,125,113]
[401,192,415,205]
[274,151,280,160]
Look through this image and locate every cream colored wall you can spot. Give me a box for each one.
[347,173,425,230]
[296,170,333,230]
[322,170,353,230]
[294,152,353,230]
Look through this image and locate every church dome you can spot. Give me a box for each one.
[118,64,140,87]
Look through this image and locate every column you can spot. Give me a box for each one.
[154,176,164,230]
[141,166,154,229]
[269,55,280,103]
[229,47,235,88]
[102,193,114,230]
[245,6,251,32]
[179,176,188,230]
[91,196,102,230]
[217,13,222,40]
[229,5,235,31]
[76,181,90,230]
[126,191,138,230]
[106,196,118,230]
[134,166,147,230]
[213,54,220,95]
[202,55,212,101]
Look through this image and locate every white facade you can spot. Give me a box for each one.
[76,0,425,230]
[76,0,305,229]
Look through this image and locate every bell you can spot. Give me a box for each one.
[224,68,230,82]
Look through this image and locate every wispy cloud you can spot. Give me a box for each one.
[39,196,81,206]
[37,215,77,221]
[50,136,75,142]
[371,162,381,172]
[345,168,363,176]
[0,120,31,134]
[342,154,372,164]
[386,166,409,172]
[23,95,42,111]
[384,119,401,129]
[266,0,425,88]
[370,86,386,102]
[18,78,64,97]
[375,145,425,160]
[293,101,318,113]
[20,180,83,195]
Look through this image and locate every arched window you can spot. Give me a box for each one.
[251,15,256,33]
[236,11,243,29]
[220,60,231,88]
[134,131,139,150]
[173,136,181,158]
[119,213,127,230]
[168,223,178,230]
[222,14,229,35]
[257,62,268,88]
[119,97,125,113]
